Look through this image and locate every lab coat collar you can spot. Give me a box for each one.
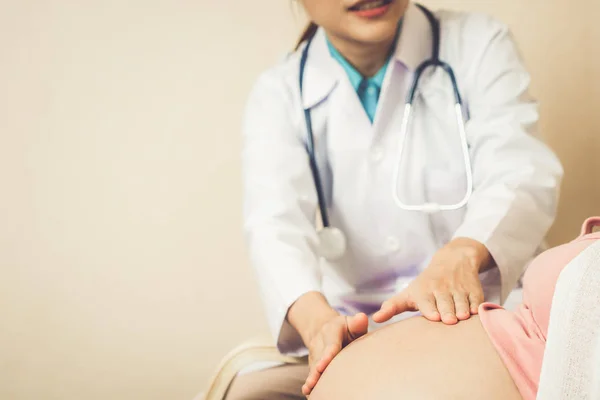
[392,2,434,71]
[301,28,340,109]
[301,1,433,109]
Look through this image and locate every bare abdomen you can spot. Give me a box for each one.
[310,315,522,400]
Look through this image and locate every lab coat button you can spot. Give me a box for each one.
[385,236,401,252]
[370,146,384,163]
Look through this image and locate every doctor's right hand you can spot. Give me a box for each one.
[287,292,369,397]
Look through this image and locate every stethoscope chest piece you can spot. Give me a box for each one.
[317,226,347,261]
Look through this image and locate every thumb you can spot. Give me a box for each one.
[346,313,368,340]
[372,292,414,323]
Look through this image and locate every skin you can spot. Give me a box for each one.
[288,1,495,395]
[309,315,522,400]
[300,0,409,77]
[286,292,369,395]
[373,238,492,325]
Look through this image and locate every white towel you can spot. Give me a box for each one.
[536,240,600,399]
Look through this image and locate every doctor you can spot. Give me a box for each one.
[235,0,563,399]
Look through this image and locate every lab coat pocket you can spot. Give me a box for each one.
[425,168,468,243]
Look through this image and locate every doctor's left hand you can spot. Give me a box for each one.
[301,312,368,396]
[373,238,492,325]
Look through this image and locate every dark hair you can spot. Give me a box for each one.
[294,22,318,50]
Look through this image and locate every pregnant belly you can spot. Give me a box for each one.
[310,315,522,400]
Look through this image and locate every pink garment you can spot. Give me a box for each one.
[479,217,600,400]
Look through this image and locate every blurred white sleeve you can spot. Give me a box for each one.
[241,71,322,356]
[452,17,564,303]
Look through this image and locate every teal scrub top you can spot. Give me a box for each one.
[325,22,402,123]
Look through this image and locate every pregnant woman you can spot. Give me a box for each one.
[309,217,600,400]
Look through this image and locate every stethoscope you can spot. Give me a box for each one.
[299,4,473,261]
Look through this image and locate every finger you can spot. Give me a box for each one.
[302,379,315,396]
[453,291,470,320]
[305,335,343,395]
[435,291,458,324]
[372,293,414,323]
[415,293,441,321]
[304,358,325,396]
[303,347,323,394]
[468,287,485,314]
[303,368,316,395]
[303,369,321,395]
[315,343,340,373]
[346,313,369,341]
[306,346,337,395]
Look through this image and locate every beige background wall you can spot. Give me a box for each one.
[0,1,598,399]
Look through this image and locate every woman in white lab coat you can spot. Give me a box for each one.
[232,0,563,398]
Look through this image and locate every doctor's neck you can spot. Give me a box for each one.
[295,22,397,78]
[327,32,396,77]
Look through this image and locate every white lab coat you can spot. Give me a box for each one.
[241,3,563,357]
